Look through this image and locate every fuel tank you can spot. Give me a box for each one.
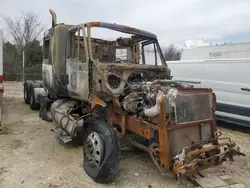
[50,99,84,137]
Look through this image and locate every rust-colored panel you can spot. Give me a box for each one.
[167,119,212,131]
[107,107,155,140]
[124,26,133,32]
[168,126,201,157]
[121,113,127,136]
[88,22,100,27]
[177,88,213,93]
[148,115,161,124]
[107,110,122,126]
[158,97,170,169]
[126,116,152,140]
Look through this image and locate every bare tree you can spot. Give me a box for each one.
[163,44,182,61]
[2,12,45,54]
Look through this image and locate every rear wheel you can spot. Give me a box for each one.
[83,119,120,184]
[29,85,40,110]
[24,81,32,104]
[24,84,29,104]
[24,81,43,105]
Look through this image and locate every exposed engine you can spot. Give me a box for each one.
[121,77,185,119]
[119,72,214,126]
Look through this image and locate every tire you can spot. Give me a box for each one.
[24,81,43,105]
[29,85,40,110]
[24,81,32,104]
[83,119,120,184]
[24,83,29,104]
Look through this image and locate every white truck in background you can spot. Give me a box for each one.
[168,42,250,127]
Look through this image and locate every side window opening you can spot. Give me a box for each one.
[69,29,86,62]
[116,48,128,61]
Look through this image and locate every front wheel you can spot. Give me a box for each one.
[83,119,120,184]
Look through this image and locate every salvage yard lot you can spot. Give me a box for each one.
[0,82,250,188]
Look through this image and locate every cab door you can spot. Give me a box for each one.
[66,26,89,101]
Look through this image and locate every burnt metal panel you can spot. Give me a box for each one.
[168,125,201,156]
[66,60,89,101]
[200,123,212,141]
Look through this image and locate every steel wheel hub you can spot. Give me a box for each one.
[84,131,104,168]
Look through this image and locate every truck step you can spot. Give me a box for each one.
[54,128,72,144]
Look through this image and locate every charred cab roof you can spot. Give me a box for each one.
[69,22,157,39]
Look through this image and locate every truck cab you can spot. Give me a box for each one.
[23,9,245,184]
[42,20,171,102]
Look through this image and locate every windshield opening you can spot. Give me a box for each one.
[141,40,163,66]
[88,27,166,66]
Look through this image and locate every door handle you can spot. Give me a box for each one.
[241,87,250,92]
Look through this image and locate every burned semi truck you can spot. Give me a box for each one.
[23,9,245,183]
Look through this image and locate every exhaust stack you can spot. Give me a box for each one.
[49,9,57,27]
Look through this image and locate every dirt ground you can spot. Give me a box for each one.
[0,82,249,188]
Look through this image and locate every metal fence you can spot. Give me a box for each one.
[3,61,42,81]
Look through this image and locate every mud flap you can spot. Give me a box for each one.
[38,92,53,122]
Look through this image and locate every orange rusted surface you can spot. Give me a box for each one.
[186,143,227,161]
[124,26,133,32]
[173,141,245,181]
[177,88,213,93]
[126,116,152,139]
[107,108,121,125]
[107,107,153,139]
[121,113,127,136]
[87,22,100,27]
[158,96,170,169]
[105,87,244,181]
[167,119,212,131]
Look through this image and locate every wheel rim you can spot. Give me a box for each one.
[84,131,104,168]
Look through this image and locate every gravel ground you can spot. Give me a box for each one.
[0,82,249,188]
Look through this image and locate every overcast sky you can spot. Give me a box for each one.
[0,0,250,47]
